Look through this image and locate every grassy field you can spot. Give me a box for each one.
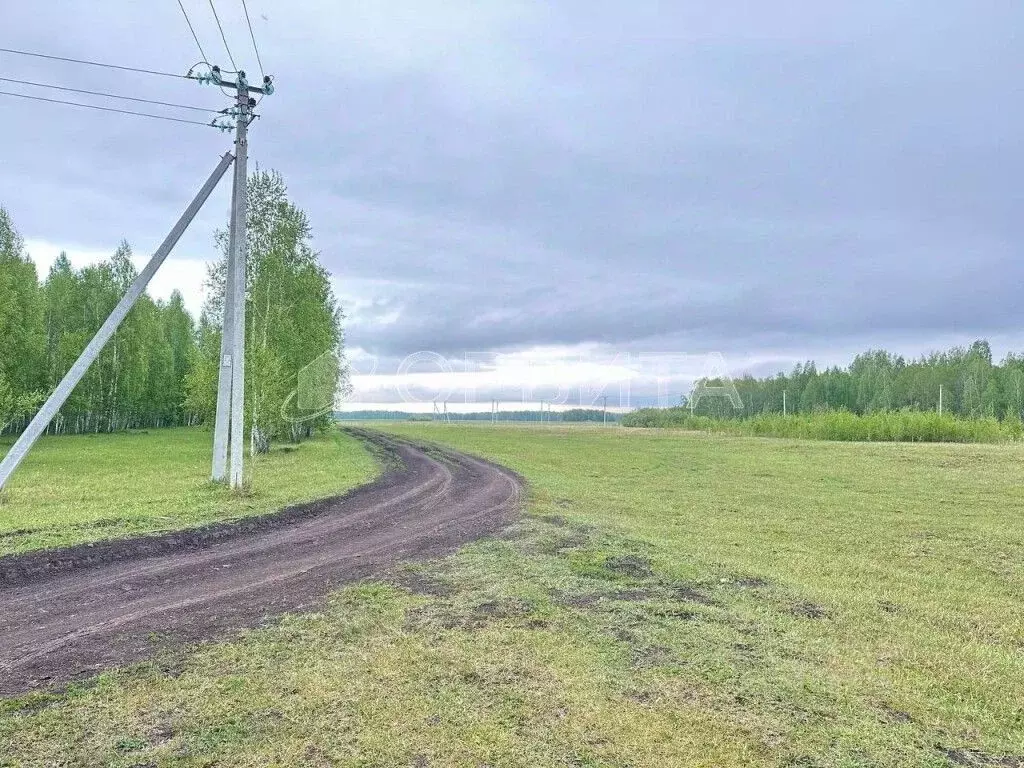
[2,424,1023,766]
[622,408,1021,442]
[0,428,378,557]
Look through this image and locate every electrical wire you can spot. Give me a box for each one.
[206,0,238,71]
[239,0,265,78]
[0,75,222,113]
[0,47,187,79]
[0,89,218,127]
[176,0,211,65]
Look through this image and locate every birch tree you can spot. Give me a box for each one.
[186,170,348,449]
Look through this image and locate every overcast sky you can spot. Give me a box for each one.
[2,2,1022,407]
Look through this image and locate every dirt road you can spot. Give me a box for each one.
[0,429,522,695]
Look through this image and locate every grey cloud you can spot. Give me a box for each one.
[2,1,1022,377]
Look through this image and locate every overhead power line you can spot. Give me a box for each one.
[176,0,211,65]
[0,47,188,79]
[240,0,265,77]
[0,75,222,113]
[0,89,218,127]
[207,0,238,70]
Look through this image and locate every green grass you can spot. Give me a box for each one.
[2,424,1023,766]
[622,407,1022,442]
[0,427,379,557]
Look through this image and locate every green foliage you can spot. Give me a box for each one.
[1,205,200,435]
[0,207,45,399]
[623,407,1021,442]
[1,170,345,442]
[0,371,43,433]
[559,408,617,422]
[186,171,347,448]
[685,340,1024,421]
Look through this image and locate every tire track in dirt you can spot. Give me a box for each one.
[0,428,523,695]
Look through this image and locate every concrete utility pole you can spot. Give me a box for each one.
[227,83,250,490]
[602,395,608,425]
[211,164,238,481]
[939,384,943,416]
[209,67,273,489]
[783,390,787,416]
[0,153,235,493]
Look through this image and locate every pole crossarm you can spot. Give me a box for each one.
[190,64,273,132]
[191,66,274,95]
[0,153,235,492]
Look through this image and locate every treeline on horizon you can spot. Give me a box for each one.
[623,340,1024,441]
[337,408,618,423]
[684,340,1024,420]
[0,171,345,446]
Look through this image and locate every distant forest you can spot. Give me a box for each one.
[691,340,1024,420]
[0,223,195,435]
[0,171,345,446]
[338,408,617,423]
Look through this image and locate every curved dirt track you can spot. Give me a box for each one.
[0,429,523,695]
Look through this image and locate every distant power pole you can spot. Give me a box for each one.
[602,395,608,425]
[432,400,450,423]
[210,67,273,489]
[938,384,943,416]
[783,390,787,416]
